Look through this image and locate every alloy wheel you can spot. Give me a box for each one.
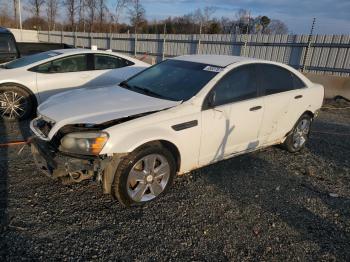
[127,153,171,202]
[0,91,27,119]
[292,119,311,149]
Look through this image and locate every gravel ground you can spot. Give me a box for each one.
[0,100,349,261]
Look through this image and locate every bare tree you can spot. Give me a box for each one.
[96,0,107,31]
[26,0,46,18]
[46,0,59,31]
[85,0,96,32]
[12,0,18,28]
[77,0,85,31]
[268,19,288,34]
[114,0,127,32]
[63,0,76,30]
[128,0,145,33]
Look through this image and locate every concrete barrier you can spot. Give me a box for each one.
[9,28,39,42]
[304,73,350,100]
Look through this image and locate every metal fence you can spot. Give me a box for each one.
[38,31,350,76]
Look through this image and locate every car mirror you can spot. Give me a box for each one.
[207,91,216,108]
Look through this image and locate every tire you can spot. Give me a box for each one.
[112,143,176,207]
[283,114,313,153]
[0,85,36,121]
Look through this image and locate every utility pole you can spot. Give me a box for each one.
[302,17,316,72]
[18,0,23,41]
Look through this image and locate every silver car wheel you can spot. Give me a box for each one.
[0,91,26,119]
[293,119,311,149]
[127,153,171,202]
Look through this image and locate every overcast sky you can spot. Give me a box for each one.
[111,0,350,34]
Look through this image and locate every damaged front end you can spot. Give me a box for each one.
[31,136,113,186]
[29,111,157,193]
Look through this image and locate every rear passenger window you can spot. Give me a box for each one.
[291,74,306,89]
[258,64,294,95]
[94,54,133,70]
[212,64,257,107]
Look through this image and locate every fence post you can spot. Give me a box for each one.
[109,32,113,50]
[60,27,63,44]
[134,33,137,57]
[162,24,166,61]
[75,31,77,47]
[90,32,93,48]
[48,29,51,43]
[197,22,202,54]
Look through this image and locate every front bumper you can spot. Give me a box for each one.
[30,137,98,178]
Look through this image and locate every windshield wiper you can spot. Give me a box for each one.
[120,81,171,100]
[132,85,171,100]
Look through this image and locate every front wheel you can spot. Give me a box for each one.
[283,114,312,152]
[0,85,35,121]
[112,143,176,207]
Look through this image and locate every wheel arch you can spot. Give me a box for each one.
[0,82,38,108]
[132,140,181,172]
[303,110,315,119]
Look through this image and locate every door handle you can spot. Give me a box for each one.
[250,106,262,111]
[294,95,303,99]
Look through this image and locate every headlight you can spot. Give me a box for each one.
[59,132,109,155]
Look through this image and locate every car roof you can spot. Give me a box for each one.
[53,48,120,55]
[171,55,255,67]
[0,27,13,34]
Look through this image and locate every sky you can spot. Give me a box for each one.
[110,0,350,34]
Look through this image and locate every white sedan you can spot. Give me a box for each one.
[30,55,324,207]
[0,49,149,121]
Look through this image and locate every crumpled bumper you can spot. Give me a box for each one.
[30,137,97,178]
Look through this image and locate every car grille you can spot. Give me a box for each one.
[32,117,55,138]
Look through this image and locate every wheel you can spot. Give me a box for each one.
[283,114,312,152]
[112,143,176,207]
[0,85,36,121]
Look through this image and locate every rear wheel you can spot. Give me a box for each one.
[0,85,35,121]
[283,114,312,152]
[112,143,176,207]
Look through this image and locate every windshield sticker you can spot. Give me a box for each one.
[203,66,224,73]
[47,53,59,57]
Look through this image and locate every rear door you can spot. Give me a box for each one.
[257,63,303,145]
[86,54,138,87]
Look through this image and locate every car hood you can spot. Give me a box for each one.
[39,85,181,128]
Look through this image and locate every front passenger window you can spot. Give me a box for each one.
[211,64,257,107]
[34,55,88,73]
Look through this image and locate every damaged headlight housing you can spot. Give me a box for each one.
[59,132,109,156]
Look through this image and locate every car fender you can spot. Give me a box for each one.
[101,112,202,173]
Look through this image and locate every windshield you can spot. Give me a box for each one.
[4,51,61,69]
[123,60,221,101]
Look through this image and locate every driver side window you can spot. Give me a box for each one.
[34,54,88,73]
[211,64,258,107]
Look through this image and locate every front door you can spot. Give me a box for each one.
[35,54,95,102]
[199,64,264,165]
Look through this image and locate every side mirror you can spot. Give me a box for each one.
[207,91,216,109]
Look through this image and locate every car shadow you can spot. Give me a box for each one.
[200,151,350,260]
